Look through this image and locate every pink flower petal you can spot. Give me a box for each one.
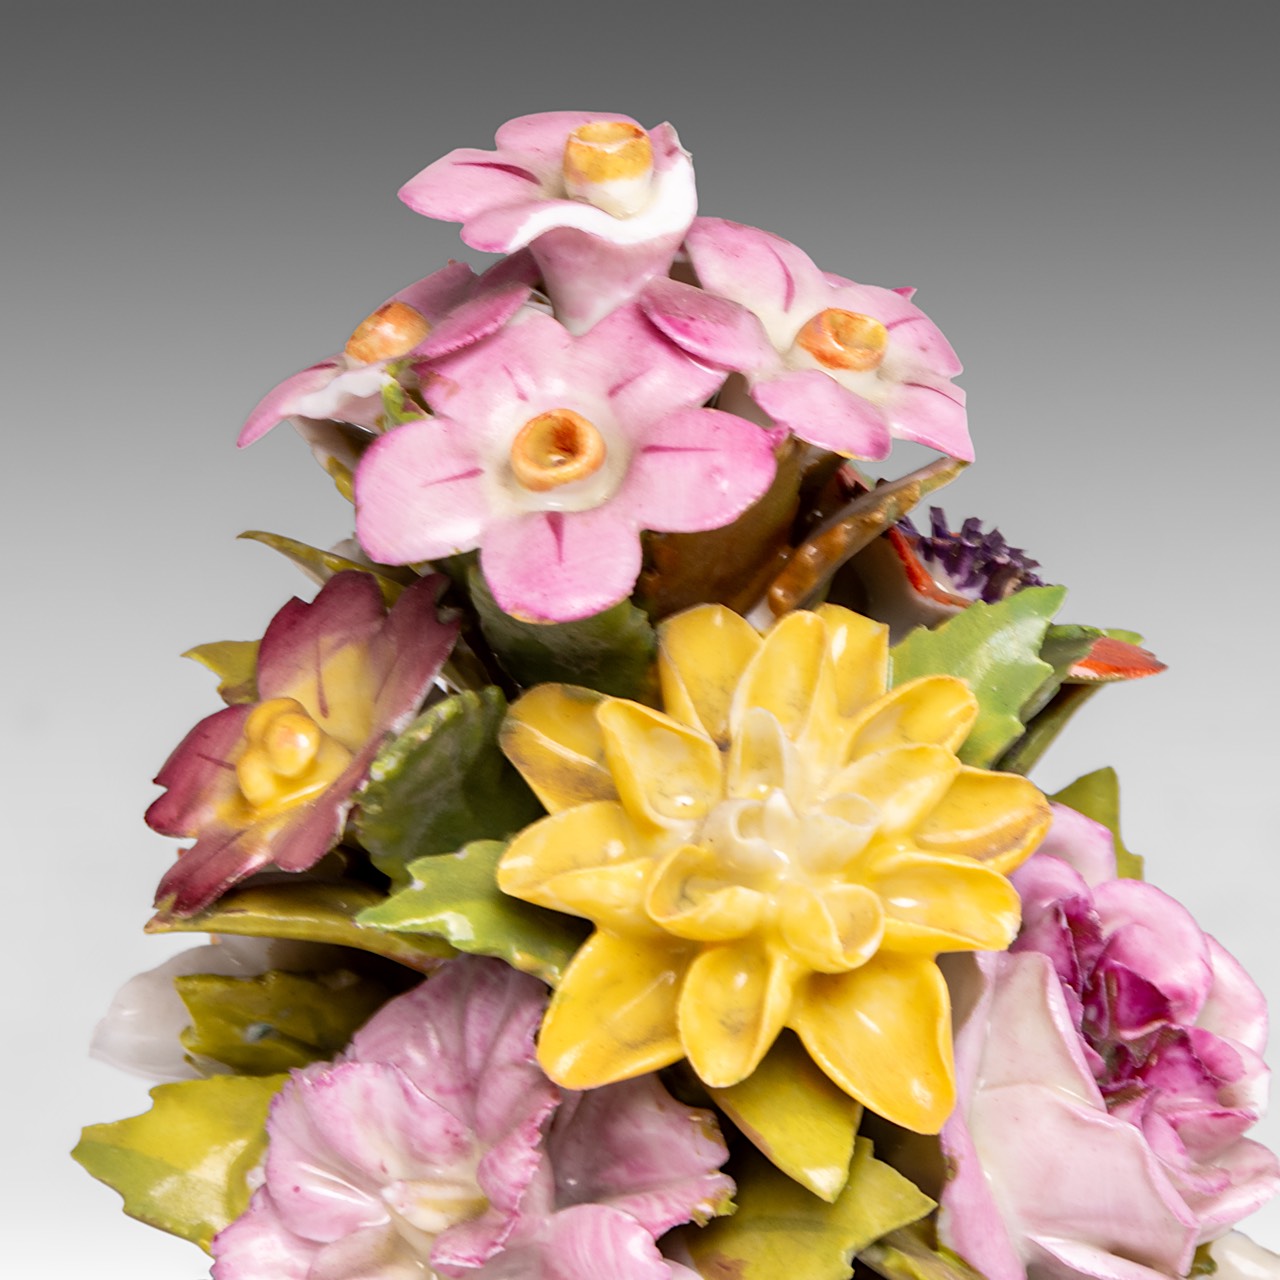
[640,277,778,373]
[616,406,778,534]
[238,361,342,448]
[1093,880,1214,1025]
[145,704,251,837]
[685,216,826,319]
[420,277,532,359]
[480,507,643,624]
[478,1205,679,1280]
[1201,936,1271,1056]
[1034,804,1119,888]
[212,1191,312,1280]
[354,418,488,565]
[391,260,478,321]
[890,380,973,460]
[575,303,726,425]
[256,571,387,703]
[399,147,547,224]
[548,1075,732,1236]
[753,370,893,459]
[263,1061,474,1243]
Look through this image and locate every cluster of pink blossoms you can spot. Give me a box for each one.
[242,110,973,623]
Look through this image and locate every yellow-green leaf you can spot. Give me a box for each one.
[357,840,589,987]
[238,530,412,605]
[355,689,545,888]
[710,1031,861,1202]
[147,882,455,970]
[860,1225,986,1280]
[683,1137,934,1280]
[470,564,659,703]
[891,585,1066,767]
[177,968,391,1075]
[1051,766,1144,879]
[182,639,260,705]
[72,1074,286,1251]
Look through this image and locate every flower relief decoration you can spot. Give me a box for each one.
[75,106,1280,1280]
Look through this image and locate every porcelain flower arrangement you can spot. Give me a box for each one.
[77,110,1280,1280]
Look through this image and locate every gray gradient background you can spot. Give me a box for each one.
[4,2,1277,1274]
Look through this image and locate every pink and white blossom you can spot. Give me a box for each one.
[238,256,536,447]
[399,111,697,333]
[354,305,778,623]
[938,805,1280,1280]
[148,572,458,916]
[641,217,972,461]
[211,957,732,1280]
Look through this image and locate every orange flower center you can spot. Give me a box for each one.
[795,309,889,372]
[563,120,652,185]
[343,301,432,365]
[510,409,607,492]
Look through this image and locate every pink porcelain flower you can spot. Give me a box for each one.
[399,111,697,334]
[938,805,1279,1280]
[354,305,779,623]
[641,217,971,461]
[238,257,535,447]
[211,957,731,1280]
[148,572,458,916]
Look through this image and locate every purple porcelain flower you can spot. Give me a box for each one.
[938,805,1280,1280]
[641,217,972,460]
[148,572,458,916]
[354,305,779,623]
[211,957,732,1280]
[238,257,535,447]
[399,111,697,334]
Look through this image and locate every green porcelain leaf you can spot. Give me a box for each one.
[891,585,1066,767]
[176,968,390,1075]
[355,839,586,988]
[469,565,659,703]
[357,840,588,987]
[72,1074,286,1251]
[683,1137,934,1280]
[147,882,455,970]
[1051,766,1144,879]
[183,639,260,705]
[993,684,1098,777]
[1029,624,1103,716]
[355,689,544,888]
[860,1225,986,1280]
[238,530,411,605]
[709,1031,861,1202]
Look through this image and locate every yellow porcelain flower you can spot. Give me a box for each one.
[497,604,1050,1132]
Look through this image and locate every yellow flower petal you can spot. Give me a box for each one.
[597,700,724,829]
[647,845,767,940]
[498,801,654,930]
[868,850,1022,952]
[725,705,801,802]
[731,610,830,742]
[658,604,762,746]
[792,953,955,1133]
[280,643,380,749]
[824,744,961,834]
[814,604,889,718]
[499,684,616,813]
[537,930,690,1088]
[679,942,798,1087]
[845,675,976,759]
[777,882,885,974]
[915,767,1052,873]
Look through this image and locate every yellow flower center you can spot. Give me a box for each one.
[795,309,889,372]
[510,409,607,492]
[235,697,354,814]
[562,121,654,217]
[343,301,432,365]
